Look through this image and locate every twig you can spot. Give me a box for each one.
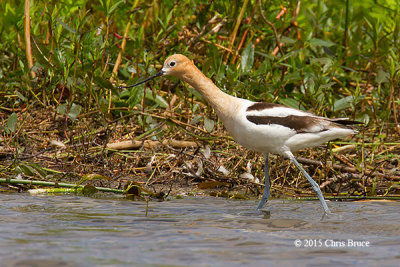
[390,81,400,135]
[291,0,302,40]
[293,0,301,20]
[17,147,54,160]
[200,38,233,53]
[110,22,130,82]
[24,0,36,78]
[333,153,356,169]
[231,15,253,64]
[110,0,140,82]
[320,173,362,189]
[188,15,225,48]
[224,0,250,63]
[107,139,198,150]
[258,0,284,57]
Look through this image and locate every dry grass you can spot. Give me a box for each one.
[1,100,399,200]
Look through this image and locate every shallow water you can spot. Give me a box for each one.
[0,193,399,267]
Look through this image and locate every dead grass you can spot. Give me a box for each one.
[1,100,399,201]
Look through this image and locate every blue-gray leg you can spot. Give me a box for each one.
[285,151,331,214]
[257,153,270,210]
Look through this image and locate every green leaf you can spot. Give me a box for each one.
[128,87,144,107]
[192,103,199,113]
[358,113,370,125]
[18,163,46,179]
[279,98,302,109]
[31,36,62,70]
[309,38,335,47]
[100,0,109,14]
[310,57,332,67]
[68,103,82,120]
[280,36,296,44]
[16,91,27,101]
[376,69,389,84]
[145,89,168,108]
[93,76,114,90]
[56,103,68,116]
[7,113,18,133]
[165,9,173,25]
[157,17,166,31]
[82,184,99,196]
[204,117,215,133]
[18,60,25,71]
[190,115,202,125]
[333,96,354,111]
[145,114,153,124]
[56,18,76,34]
[18,164,35,176]
[108,0,125,17]
[29,163,48,179]
[80,173,109,183]
[241,41,254,73]
[319,81,336,89]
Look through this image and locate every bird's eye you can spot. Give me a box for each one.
[169,61,176,67]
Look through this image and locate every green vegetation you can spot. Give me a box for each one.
[0,0,399,200]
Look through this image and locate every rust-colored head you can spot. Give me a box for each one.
[161,54,192,78]
[117,54,194,89]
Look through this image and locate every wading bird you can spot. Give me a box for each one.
[119,54,359,214]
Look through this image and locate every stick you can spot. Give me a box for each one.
[258,0,284,57]
[110,0,139,82]
[107,139,198,150]
[24,0,36,78]
[224,0,250,63]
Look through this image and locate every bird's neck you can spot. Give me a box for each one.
[179,64,239,119]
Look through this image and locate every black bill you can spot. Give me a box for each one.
[117,70,164,89]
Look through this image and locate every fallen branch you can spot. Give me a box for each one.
[107,139,198,150]
[320,173,364,189]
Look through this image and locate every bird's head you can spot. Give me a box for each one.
[117,54,192,89]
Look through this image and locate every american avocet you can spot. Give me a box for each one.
[119,54,359,214]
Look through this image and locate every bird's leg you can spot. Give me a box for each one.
[285,151,331,214]
[257,153,270,210]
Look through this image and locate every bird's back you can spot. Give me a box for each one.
[221,99,358,155]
